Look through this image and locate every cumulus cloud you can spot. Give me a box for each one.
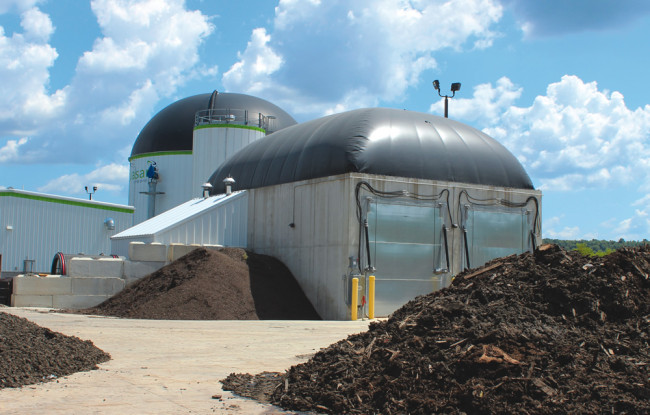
[38,162,129,196]
[0,137,28,162]
[223,0,503,116]
[544,225,581,240]
[0,0,214,168]
[617,209,650,241]
[454,75,650,193]
[0,7,64,130]
[501,0,650,37]
[0,0,43,14]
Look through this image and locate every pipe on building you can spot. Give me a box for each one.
[368,275,375,319]
[351,277,359,321]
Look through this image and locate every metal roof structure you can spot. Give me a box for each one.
[112,191,245,240]
[208,107,534,193]
[130,92,297,158]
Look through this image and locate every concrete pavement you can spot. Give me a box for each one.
[0,308,371,414]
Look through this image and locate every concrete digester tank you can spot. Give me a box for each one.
[128,91,296,225]
[207,107,542,320]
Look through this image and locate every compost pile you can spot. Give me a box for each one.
[222,245,650,414]
[0,310,110,388]
[83,247,320,320]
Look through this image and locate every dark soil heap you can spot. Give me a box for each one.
[0,311,110,388]
[84,247,320,320]
[222,245,650,414]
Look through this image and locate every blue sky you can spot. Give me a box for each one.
[0,0,649,241]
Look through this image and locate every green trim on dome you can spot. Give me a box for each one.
[193,123,266,133]
[128,150,193,162]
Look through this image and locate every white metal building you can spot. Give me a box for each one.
[0,189,134,276]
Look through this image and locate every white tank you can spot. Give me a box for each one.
[128,92,297,225]
[128,152,193,225]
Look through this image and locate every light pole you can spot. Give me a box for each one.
[84,186,98,200]
[433,80,461,118]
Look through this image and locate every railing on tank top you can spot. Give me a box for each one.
[194,108,278,133]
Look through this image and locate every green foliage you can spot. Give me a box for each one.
[573,242,614,257]
[543,238,646,257]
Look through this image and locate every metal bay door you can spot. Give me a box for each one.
[366,200,447,316]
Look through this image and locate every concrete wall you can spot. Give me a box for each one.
[10,242,217,308]
[11,275,125,309]
[247,173,541,320]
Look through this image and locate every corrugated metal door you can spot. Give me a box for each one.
[463,205,531,270]
[367,201,446,316]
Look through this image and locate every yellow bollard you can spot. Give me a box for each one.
[368,275,375,319]
[351,277,359,321]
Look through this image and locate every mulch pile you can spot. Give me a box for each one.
[82,247,320,320]
[0,310,110,389]
[221,244,650,414]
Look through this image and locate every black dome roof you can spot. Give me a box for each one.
[208,107,534,192]
[130,92,297,157]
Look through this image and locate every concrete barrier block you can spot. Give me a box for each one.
[13,275,72,295]
[53,295,111,309]
[122,260,165,284]
[71,277,125,296]
[128,241,145,259]
[68,257,124,278]
[11,294,53,308]
[129,242,168,262]
[66,257,93,278]
[168,243,201,262]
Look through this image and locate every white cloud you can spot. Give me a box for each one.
[455,75,650,193]
[38,162,129,196]
[502,0,650,37]
[617,209,650,241]
[0,8,64,129]
[0,0,215,167]
[20,7,53,40]
[0,0,43,14]
[223,0,503,116]
[544,225,581,240]
[223,28,283,94]
[0,137,28,162]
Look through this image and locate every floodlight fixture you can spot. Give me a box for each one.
[432,80,462,118]
[84,185,98,200]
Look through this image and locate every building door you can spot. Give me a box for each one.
[365,200,449,316]
[461,205,533,270]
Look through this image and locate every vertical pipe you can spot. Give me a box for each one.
[368,275,375,319]
[442,226,450,271]
[351,277,359,321]
[463,227,471,270]
[364,219,372,270]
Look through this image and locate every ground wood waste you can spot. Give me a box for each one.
[222,244,650,414]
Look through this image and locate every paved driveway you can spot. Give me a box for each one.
[0,308,370,414]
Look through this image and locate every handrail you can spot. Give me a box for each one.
[194,108,278,133]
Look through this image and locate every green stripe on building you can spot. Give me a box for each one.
[193,123,265,133]
[128,150,193,162]
[0,192,134,213]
